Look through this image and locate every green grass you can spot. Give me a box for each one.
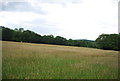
[2,41,118,79]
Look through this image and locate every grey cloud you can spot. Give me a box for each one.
[0,2,2,11]
[1,0,27,2]
[1,2,47,14]
[24,19,60,34]
[31,25,60,35]
[36,0,83,5]
[0,0,83,13]
[5,18,60,35]
[36,0,82,3]
[72,0,83,4]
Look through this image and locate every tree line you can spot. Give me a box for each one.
[0,26,119,51]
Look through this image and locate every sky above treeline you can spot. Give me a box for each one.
[0,0,119,40]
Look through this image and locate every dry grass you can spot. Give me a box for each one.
[2,41,118,79]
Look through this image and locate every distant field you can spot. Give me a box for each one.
[2,41,118,79]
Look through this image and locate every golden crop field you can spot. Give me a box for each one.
[2,41,118,79]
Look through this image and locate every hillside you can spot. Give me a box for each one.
[2,41,118,79]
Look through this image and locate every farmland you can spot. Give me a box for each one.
[2,41,118,79]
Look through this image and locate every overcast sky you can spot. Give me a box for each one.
[0,0,119,40]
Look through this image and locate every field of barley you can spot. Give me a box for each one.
[2,41,118,79]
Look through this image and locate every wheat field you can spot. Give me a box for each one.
[2,41,118,79]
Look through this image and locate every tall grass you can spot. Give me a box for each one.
[2,41,118,79]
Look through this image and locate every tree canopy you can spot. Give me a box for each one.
[96,34,119,51]
[1,26,119,51]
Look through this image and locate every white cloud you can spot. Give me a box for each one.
[37,0,118,39]
[0,0,118,40]
[0,11,45,25]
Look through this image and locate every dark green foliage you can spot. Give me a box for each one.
[0,26,2,40]
[73,40,97,48]
[96,34,119,51]
[118,33,120,51]
[19,28,24,32]
[2,26,14,41]
[1,26,119,51]
[41,35,55,44]
[66,39,75,46]
[54,36,67,45]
